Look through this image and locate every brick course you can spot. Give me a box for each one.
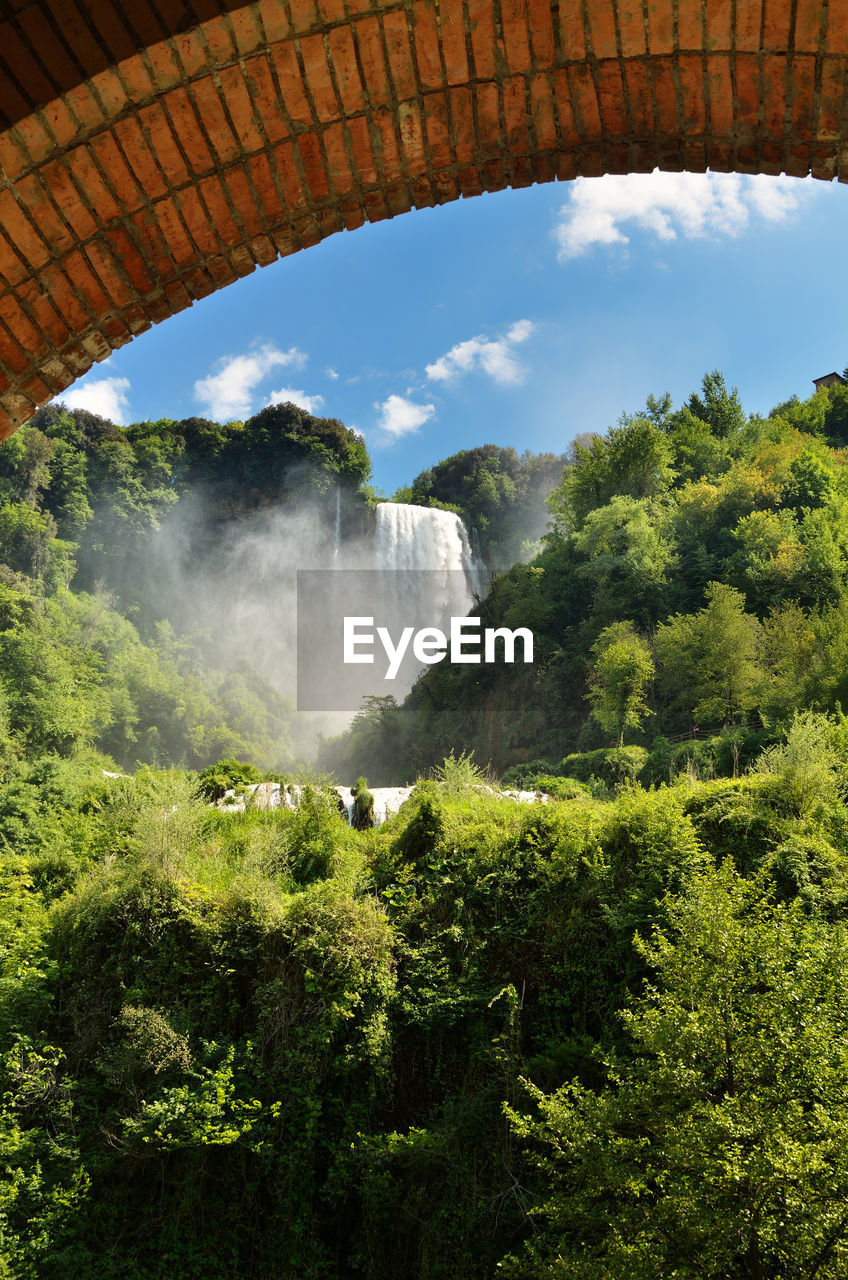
[0,0,845,438]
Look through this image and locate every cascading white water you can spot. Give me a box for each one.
[374,502,484,595]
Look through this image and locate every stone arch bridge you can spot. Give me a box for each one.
[0,0,846,439]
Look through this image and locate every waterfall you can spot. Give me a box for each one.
[333,488,342,559]
[374,502,484,594]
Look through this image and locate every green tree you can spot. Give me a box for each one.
[586,622,655,747]
[655,582,762,727]
[507,861,848,1280]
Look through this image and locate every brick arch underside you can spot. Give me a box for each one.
[1,0,847,440]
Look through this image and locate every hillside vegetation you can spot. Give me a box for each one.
[4,377,848,1277]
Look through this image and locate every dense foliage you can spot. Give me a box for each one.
[393,444,568,567]
[6,376,848,1276]
[327,374,848,783]
[3,715,848,1276]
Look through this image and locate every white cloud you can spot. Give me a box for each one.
[61,376,131,425]
[375,394,436,439]
[426,319,535,386]
[325,367,339,380]
[267,386,325,414]
[555,169,813,259]
[194,344,306,420]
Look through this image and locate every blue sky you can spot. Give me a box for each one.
[59,170,848,494]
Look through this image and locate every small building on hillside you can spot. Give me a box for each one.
[814,372,847,391]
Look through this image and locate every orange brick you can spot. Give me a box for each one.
[568,63,601,139]
[322,119,354,187]
[411,174,435,208]
[0,133,28,183]
[449,86,476,163]
[85,236,140,306]
[411,2,443,89]
[623,59,654,137]
[383,10,418,99]
[468,0,499,79]
[370,106,402,179]
[440,4,469,84]
[242,54,290,144]
[62,247,112,315]
[734,0,762,51]
[228,6,264,56]
[0,293,43,359]
[248,151,287,221]
[559,0,586,60]
[423,92,453,169]
[272,138,309,209]
[176,185,221,255]
[0,189,49,272]
[794,0,825,52]
[824,1,848,54]
[676,0,702,50]
[762,0,791,49]
[164,279,193,314]
[271,40,314,126]
[677,54,708,135]
[90,132,144,212]
[646,0,675,54]
[214,66,262,154]
[10,115,55,170]
[189,77,241,164]
[596,59,628,135]
[197,174,241,245]
[476,81,502,149]
[230,245,258,279]
[788,53,816,137]
[353,16,391,104]
[138,100,191,188]
[65,142,121,223]
[249,235,278,267]
[42,267,91,330]
[289,0,322,31]
[40,161,99,243]
[530,73,558,149]
[196,13,237,63]
[818,56,846,138]
[734,53,760,123]
[528,0,556,65]
[144,37,182,88]
[113,114,168,200]
[154,198,198,266]
[347,114,378,184]
[397,99,426,167]
[184,265,215,299]
[173,27,211,77]
[706,53,734,133]
[704,0,732,50]
[221,166,265,236]
[502,76,530,151]
[552,67,578,144]
[327,25,366,112]
[651,59,678,136]
[164,85,216,174]
[257,0,293,42]
[761,54,787,135]
[587,0,618,59]
[297,131,331,198]
[501,0,533,72]
[299,33,339,121]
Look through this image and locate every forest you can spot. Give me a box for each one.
[2,375,848,1277]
